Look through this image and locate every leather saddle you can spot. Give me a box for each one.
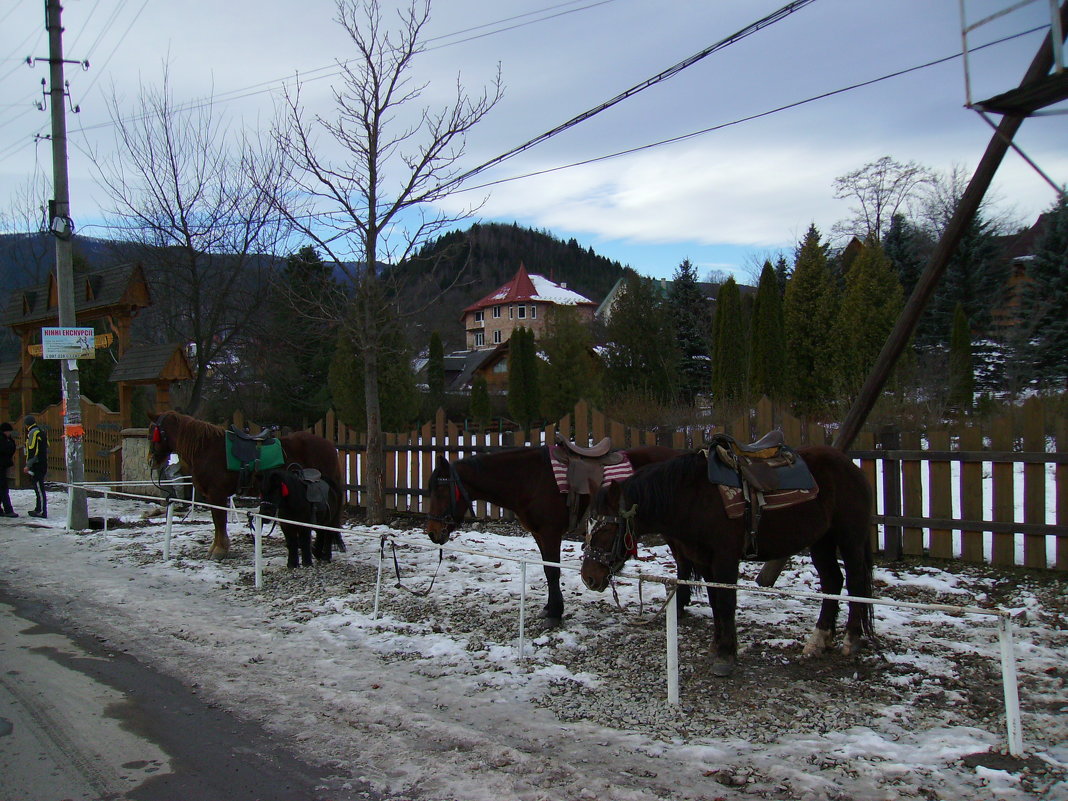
[550,434,625,536]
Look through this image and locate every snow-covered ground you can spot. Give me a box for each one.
[0,486,1065,801]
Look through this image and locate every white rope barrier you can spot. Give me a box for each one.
[55,481,1027,756]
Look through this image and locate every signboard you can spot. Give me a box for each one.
[40,327,96,359]
[28,333,113,358]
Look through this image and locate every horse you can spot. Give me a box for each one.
[260,464,343,569]
[580,445,875,677]
[424,444,697,627]
[148,411,345,560]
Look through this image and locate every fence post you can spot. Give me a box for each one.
[880,425,903,561]
[997,615,1024,757]
[666,588,679,705]
[163,500,174,560]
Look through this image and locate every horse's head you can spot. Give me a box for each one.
[424,455,472,545]
[147,410,177,471]
[580,481,636,592]
[259,469,288,519]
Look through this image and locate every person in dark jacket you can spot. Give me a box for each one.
[0,421,16,517]
[23,415,47,518]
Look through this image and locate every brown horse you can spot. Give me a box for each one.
[581,446,875,677]
[148,411,343,560]
[424,444,695,627]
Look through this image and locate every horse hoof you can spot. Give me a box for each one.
[540,613,563,628]
[802,627,833,658]
[842,632,864,657]
[712,658,736,677]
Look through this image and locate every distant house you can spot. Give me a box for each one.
[596,275,749,323]
[990,212,1053,333]
[461,263,597,350]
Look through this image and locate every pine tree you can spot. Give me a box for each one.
[507,327,540,435]
[834,238,904,399]
[539,307,602,421]
[667,258,711,405]
[470,375,491,429]
[427,331,445,412]
[784,224,838,416]
[948,302,974,411]
[774,254,790,297]
[748,261,786,401]
[602,274,681,405]
[1022,196,1068,387]
[711,277,747,408]
[882,212,929,299]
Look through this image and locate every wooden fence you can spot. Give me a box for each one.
[309,396,1066,573]
[17,396,123,484]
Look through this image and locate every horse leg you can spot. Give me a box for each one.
[282,527,300,569]
[300,529,313,567]
[535,532,565,626]
[709,561,740,677]
[803,536,844,658]
[208,507,231,559]
[313,528,332,563]
[667,543,694,611]
[840,534,875,657]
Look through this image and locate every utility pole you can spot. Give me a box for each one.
[44,0,88,530]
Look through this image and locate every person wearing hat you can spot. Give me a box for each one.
[23,415,47,518]
[0,422,16,517]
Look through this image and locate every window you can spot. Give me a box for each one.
[517,305,526,319]
[493,329,501,344]
[492,305,501,318]
[509,306,514,319]
[530,305,537,319]
[492,360,508,373]
[474,310,484,323]
[474,331,484,347]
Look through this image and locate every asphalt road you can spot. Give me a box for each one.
[0,582,381,801]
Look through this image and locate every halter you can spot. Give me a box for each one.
[582,502,638,574]
[426,460,473,528]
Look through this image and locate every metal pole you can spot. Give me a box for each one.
[997,615,1025,756]
[666,588,679,705]
[518,561,527,664]
[44,0,88,530]
[254,514,263,589]
[163,501,174,560]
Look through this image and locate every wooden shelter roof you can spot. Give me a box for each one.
[108,343,193,384]
[1,263,151,332]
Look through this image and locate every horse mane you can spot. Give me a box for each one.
[164,411,225,462]
[622,450,706,521]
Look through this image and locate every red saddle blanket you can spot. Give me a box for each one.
[551,453,634,493]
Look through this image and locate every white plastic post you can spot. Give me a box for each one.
[666,587,679,705]
[518,560,527,663]
[163,501,174,560]
[372,537,386,620]
[254,515,263,589]
[997,614,1024,756]
[103,489,110,534]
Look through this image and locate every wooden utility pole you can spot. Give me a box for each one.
[44,0,88,529]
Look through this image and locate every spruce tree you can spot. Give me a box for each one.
[470,375,491,430]
[882,212,929,299]
[748,261,786,401]
[711,277,747,409]
[948,302,974,411]
[834,238,904,399]
[1022,196,1068,387]
[539,307,602,421]
[507,327,540,435]
[602,274,681,405]
[783,224,838,416]
[667,258,711,405]
[427,331,445,412]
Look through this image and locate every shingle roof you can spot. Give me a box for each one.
[462,264,595,316]
[109,343,193,384]
[2,263,151,329]
[0,361,21,391]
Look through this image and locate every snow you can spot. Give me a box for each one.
[0,485,1065,801]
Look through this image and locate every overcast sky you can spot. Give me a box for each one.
[1,0,1064,282]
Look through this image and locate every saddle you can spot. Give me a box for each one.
[288,465,332,522]
[704,431,818,558]
[226,425,284,492]
[550,434,628,536]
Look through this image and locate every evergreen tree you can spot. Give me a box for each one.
[748,261,786,400]
[784,224,839,416]
[427,331,445,412]
[833,238,904,399]
[469,374,491,429]
[948,302,974,411]
[539,307,602,421]
[882,212,929,299]
[329,308,419,432]
[1021,196,1068,387]
[602,274,681,404]
[711,277,747,408]
[774,254,790,296]
[507,327,540,435]
[667,258,711,405]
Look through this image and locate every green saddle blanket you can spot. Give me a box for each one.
[225,430,284,473]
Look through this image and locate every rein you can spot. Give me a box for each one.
[426,460,473,527]
[386,536,445,597]
[582,503,638,572]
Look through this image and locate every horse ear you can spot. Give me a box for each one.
[145,409,159,424]
[435,454,450,471]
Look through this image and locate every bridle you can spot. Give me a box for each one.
[425,460,473,530]
[582,502,638,575]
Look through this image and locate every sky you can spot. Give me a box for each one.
[0,483,1065,800]
[0,0,1065,283]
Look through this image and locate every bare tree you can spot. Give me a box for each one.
[0,175,53,284]
[92,67,290,414]
[268,0,502,524]
[832,156,936,243]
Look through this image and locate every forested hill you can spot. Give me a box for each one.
[392,222,630,350]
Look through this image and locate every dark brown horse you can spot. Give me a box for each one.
[148,411,343,560]
[424,444,688,626]
[581,445,875,677]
